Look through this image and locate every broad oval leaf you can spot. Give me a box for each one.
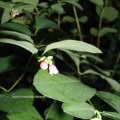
[43,40,102,54]
[0,38,38,54]
[102,7,119,22]
[33,70,96,103]
[97,91,120,113]
[62,102,95,119]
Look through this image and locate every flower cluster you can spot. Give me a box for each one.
[38,56,59,76]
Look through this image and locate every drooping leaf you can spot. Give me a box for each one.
[82,70,120,92]
[0,55,14,73]
[33,70,96,103]
[60,49,80,72]
[102,7,119,22]
[99,27,117,37]
[35,15,57,34]
[7,107,43,120]
[97,91,120,113]
[51,4,65,14]
[0,89,34,112]
[0,30,33,43]
[62,102,95,119]
[1,22,32,36]
[0,38,38,54]
[43,40,102,54]
[46,101,73,120]
[12,0,39,6]
[102,111,120,120]
[90,0,104,6]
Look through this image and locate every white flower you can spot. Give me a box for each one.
[40,61,48,70]
[49,64,59,76]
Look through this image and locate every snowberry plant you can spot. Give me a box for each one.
[0,0,120,120]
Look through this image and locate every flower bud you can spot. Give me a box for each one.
[49,64,59,75]
[40,61,48,70]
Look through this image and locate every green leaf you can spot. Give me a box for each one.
[0,55,14,73]
[82,70,120,92]
[61,0,83,10]
[90,0,104,6]
[7,107,43,120]
[0,38,38,54]
[79,16,88,23]
[0,89,34,112]
[97,91,120,113]
[35,15,57,34]
[46,102,73,120]
[60,49,80,72]
[1,22,32,36]
[62,16,75,23]
[13,4,35,13]
[1,9,11,24]
[38,2,48,8]
[33,70,96,103]
[0,30,33,43]
[43,40,102,54]
[51,4,65,14]
[0,1,12,9]
[102,111,120,120]
[62,102,95,119]
[103,7,119,22]
[99,27,117,37]
[12,0,39,6]
[90,28,98,37]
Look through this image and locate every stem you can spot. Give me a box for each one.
[97,0,107,48]
[58,14,61,28]
[57,0,61,28]
[0,55,33,93]
[73,7,83,41]
[112,51,120,77]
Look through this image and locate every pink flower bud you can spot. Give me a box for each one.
[49,64,59,75]
[40,61,48,70]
